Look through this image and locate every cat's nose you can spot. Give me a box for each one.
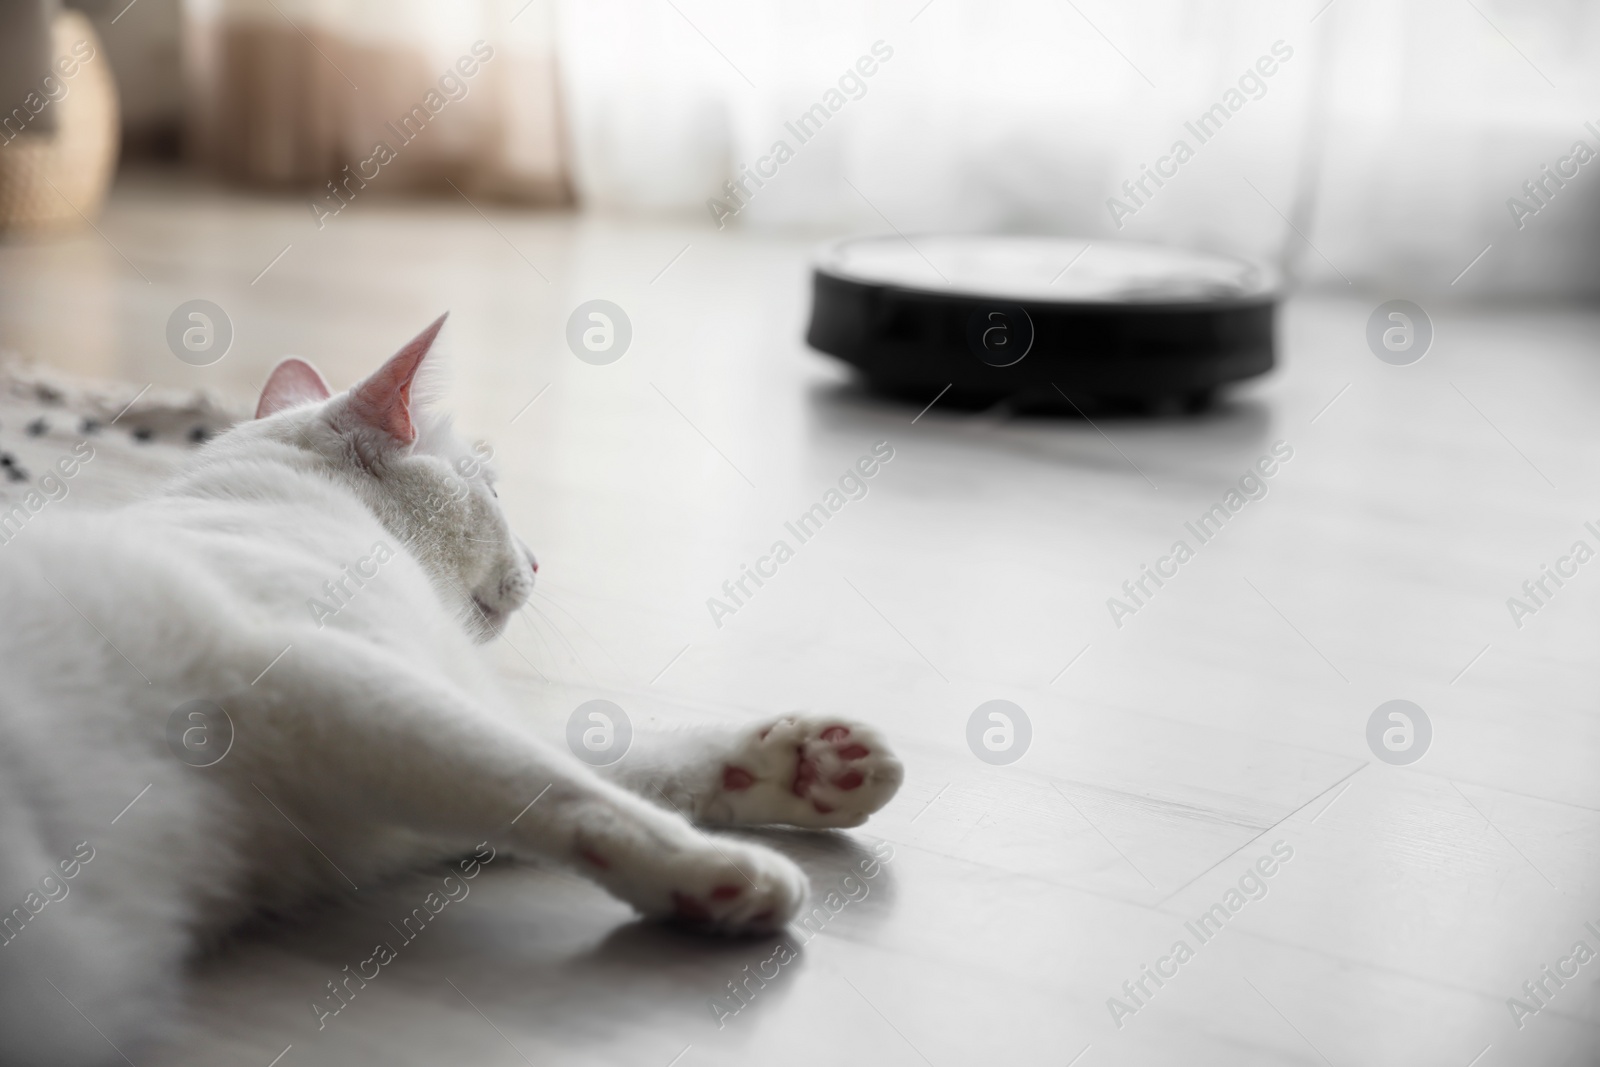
[522,544,539,576]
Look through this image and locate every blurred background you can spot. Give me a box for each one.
[4,0,1599,295]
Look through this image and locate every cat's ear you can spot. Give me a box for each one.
[347,313,448,446]
[256,358,332,419]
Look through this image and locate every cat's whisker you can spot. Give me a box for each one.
[518,601,583,667]
[519,600,598,685]
[528,590,623,675]
[514,611,575,685]
[524,575,584,597]
[516,617,554,663]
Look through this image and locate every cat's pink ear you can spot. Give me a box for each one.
[256,358,332,419]
[347,313,448,445]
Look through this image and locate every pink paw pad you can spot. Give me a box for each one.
[820,726,851,742]
[710,885,743,901]
[722,766,755,791]
[672,892,711,922]
[579,848,610,870]
[837,744,870,760]
[832,770,864,790]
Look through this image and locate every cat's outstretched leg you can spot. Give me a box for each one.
[230,634,806,934]
[600,715,904,830]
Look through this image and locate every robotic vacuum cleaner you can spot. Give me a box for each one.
[805,235,1278,414]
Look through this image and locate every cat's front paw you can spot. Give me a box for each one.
[714,715,904,829]
[633,838,808,935]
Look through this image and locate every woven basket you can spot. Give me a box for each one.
[0,10,119,234]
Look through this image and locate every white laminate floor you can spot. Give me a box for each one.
[2,169,1598,1066]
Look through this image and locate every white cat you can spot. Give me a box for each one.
[0,315,903,1065]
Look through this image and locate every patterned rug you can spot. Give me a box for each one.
[0,358,246,513]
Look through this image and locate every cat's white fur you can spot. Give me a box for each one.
[0,317,902,1065]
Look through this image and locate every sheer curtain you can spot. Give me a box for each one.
[1307,0,1600,296]
[558,0,1600,295]
[559,0,1320,246]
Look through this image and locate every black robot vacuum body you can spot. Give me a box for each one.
[805,236,1278,414]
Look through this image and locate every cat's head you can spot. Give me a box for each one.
[249,314,536,642]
